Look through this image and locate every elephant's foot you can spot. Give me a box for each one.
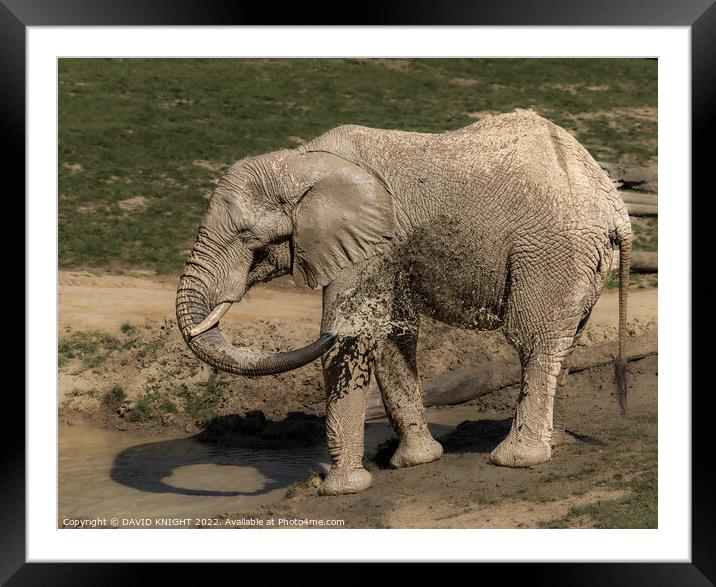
[490,431,552,468]
[390,433,443,469]
[319,466,373,496]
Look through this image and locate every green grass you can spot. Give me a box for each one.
[606,272,657,290]
[540,418,657,529]
[476,495,500,506]
[58,326,217,425]
[101,384,126,411]
[59,58,657,274]
[545,466,657,529]
[58,326,164,370]
[178,372,230,423]
[124,388,179,422]
[124,395,151,422]
[631,217,658,251]
[58,330,121,368]
[120,322,137,335]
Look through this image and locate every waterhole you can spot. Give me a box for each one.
[58,405,478,525]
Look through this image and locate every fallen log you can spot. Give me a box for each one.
[568,330,657,373]
[619,191,658,206]
[625,202,658,217]
[618,189,658,217]
[599,162,658,194]
[365,331,657,420]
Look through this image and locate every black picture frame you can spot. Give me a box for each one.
[7,0,711,584]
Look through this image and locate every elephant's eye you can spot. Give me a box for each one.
[228,214,248,234]
[237,229,262,248]
[227,204,257,235]
[229,215,256,240]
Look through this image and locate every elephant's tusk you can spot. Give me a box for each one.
[188,302,232,338]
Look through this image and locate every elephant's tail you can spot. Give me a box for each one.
[614,226,632,416]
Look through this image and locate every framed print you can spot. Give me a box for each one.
[8,0,712,583]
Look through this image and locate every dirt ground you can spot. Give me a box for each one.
[227,354,656,529]
[58,270,657,528]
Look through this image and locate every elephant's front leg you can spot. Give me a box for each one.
[317,266,383,496]
[319,335,374,496]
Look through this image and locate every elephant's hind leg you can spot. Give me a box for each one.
[552,306,591,448]
[550,367,570,448]
[491,275,586,467]
[489,348,565,467]
[374,326,443,468]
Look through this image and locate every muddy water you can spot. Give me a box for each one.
[59,405,478,525]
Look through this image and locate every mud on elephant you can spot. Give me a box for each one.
[176,112,632,496]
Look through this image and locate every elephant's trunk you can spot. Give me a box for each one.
[176,272,336,376]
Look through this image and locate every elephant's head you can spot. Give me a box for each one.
[175,148,395,376]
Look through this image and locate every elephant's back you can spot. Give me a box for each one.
[303,116,622,237]
[446,112,622,230]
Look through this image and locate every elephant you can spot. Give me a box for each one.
[176,111,632,496]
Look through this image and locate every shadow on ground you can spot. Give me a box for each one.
[369,419,508,469]
[110,413,600,498]
[438,418,513,454]
[110,411,329,497]
[435,418,604,454]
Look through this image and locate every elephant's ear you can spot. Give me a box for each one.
[292,155,395,289]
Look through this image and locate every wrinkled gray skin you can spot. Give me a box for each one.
[176,112,632,496]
